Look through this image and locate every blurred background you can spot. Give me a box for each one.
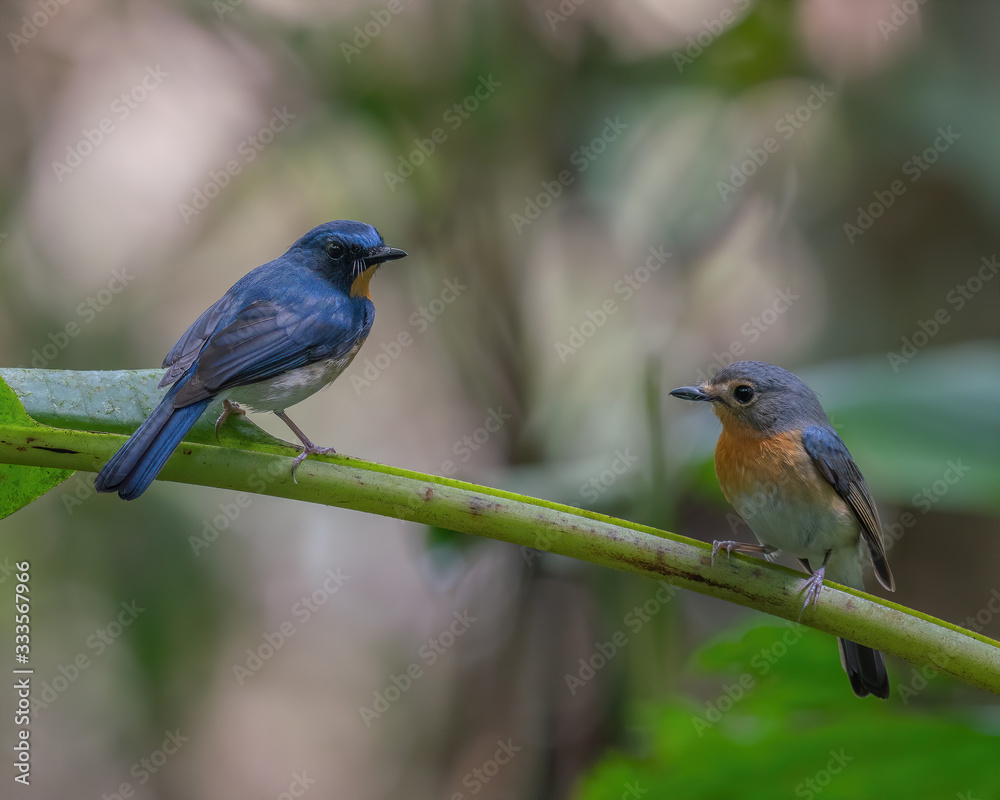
[1,0,998,797]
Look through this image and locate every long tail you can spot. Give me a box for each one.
[94,376,211,501]
[839,638,889,699]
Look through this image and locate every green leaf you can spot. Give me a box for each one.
[0,375,74,519]
[0,367,271,442]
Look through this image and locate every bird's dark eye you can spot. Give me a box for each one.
[733,385,754,404]
[325,241,346,260]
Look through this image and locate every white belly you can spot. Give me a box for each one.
[225,342,364,413]
[731,491,865,587]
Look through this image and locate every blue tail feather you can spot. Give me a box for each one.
[95,375,212,500]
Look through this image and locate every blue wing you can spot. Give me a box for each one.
[170,294,370,407]
[802,426,894,591]
[159,294,235,388]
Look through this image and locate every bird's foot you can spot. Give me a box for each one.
[275,410,337,484]
[711,540,737,566]
[798,565,826,620]
[710,540,777,567]
[290,443,338,484]
[214,399,246,441]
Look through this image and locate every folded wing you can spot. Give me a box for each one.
[802,425,895,591]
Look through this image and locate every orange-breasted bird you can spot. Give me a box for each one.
[670,360,895,698]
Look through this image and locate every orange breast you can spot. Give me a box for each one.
[714,426,819,506]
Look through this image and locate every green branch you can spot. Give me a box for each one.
[2,368,998,695]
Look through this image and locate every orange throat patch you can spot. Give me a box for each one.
[350,265,379,300]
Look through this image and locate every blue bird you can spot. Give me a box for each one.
[94,220,407,500]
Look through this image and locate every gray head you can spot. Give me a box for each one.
[669,361,829,434]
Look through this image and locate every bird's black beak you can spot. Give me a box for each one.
[364,245,408,266]
[669,385,712,402]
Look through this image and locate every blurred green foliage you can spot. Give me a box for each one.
[577,623,1000,800]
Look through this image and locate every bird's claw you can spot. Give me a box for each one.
[272,410,338,484]
[797,566,826,621]
[710,540,738,567]
[289,444,338,484]
[214,400,246,442]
